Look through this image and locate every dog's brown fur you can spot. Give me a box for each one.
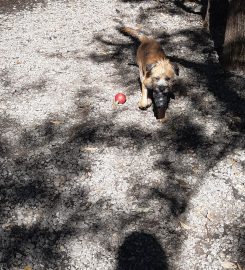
[121,27,178,111]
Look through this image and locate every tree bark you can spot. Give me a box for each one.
[203,0,210,27]
[222,0,245,72]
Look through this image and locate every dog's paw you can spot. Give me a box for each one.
[138,99,152,110]
[138,101,148,110]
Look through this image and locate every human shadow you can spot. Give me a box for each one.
[116,231,168,270]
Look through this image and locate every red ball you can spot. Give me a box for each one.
[115,93,126,104]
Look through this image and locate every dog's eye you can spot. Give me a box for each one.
[155,76,160,80]
[165,77,171,81]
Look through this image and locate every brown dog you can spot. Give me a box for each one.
[121,27,179,112]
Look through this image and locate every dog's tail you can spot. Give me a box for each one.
[120,27,148,42]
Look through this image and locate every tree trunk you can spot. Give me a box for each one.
[222,0,245,72]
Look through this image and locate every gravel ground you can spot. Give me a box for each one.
[0,0,245,269]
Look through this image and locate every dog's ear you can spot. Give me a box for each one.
[146,63,156,72]
[172,63,179,76]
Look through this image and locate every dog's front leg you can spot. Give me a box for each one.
[138,69,152,109]
[138,84,148,109]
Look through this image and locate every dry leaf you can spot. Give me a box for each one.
[220,261,238,269]
[192,165,199,171]
[179,221,192,230]
[206,211,216,221]
[135,24,143,30]
[112,100,119,109]
[24,266,32,270]
[176,179,190,189]
[230,158,237,166]
[237,263,243,270]
[100,49,115,56]
[231,117,241,125]
[50,120,63,125]
[82,146,98,152]
[236,184,245,193]
[135,207,151,213]
[2,223,12,229]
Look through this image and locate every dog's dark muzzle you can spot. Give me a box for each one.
[153,91,168,109]
[151,86,175,119]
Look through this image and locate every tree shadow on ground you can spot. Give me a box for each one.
[0,109,214,268]
[0,109,167,269]
[0,68,49,101]
[1,102,243,269]
[148,50,245,215]
[69,107,243,233]
[1,224,73,269]
[1,1,244,268]
[0,115,22,157]
[170,55,245,131]
[173,0,208,17]
[128,110,243,219]
[134,1,184,20]
[218,219,245,269]
[173,0,229,59]
[135,0,229,62]
[89,15,245,265]
[119,0,146,2]
[0,69,12,88]
[116,231,168,270]
[90,33,140,97]
[237,228,245,269]
[89,25,214,98]
[0,0,48,14]
[0,107,97,269]
[88,29,191,106]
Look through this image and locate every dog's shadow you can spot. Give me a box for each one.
[116,231,169,270]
